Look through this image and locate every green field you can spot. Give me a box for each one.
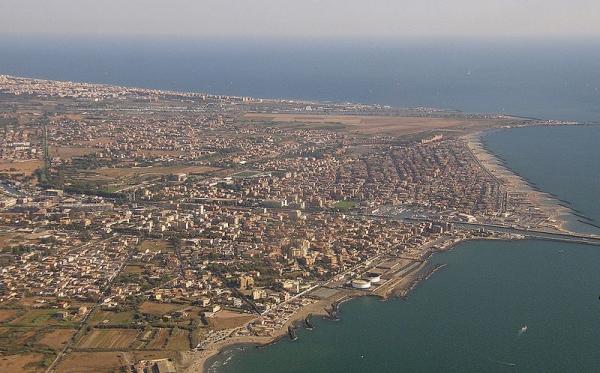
[333,200,357,210]
[88,310,135,325]
[10,309,74,327]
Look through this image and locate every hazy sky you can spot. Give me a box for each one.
[1,0,599,38]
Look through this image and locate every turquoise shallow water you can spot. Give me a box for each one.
[212,125,600,373]
[212,240,600,373]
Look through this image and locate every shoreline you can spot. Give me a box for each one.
[186,126,581,373]
[188,234,520,373]
[180,291,341,373]
[463,129,580,234]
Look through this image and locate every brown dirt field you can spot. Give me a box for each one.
[81,137,113,147]
[136,149,187,157]
[123,265,145,274]
[49,146,99,159]
[0,328,37,346]
[56,351,177,373]
[165,328,190,350]
[51,114,83,121]
[0,309,18,322]
[146,328,170,349]
[138,239,170,253]
[54,352,123,373]
[94,165,218,179]
[0,353,44,373]
[13,297,53,308]
[78,329,139,349]
[138,302,181,316]
[0,160,43,176]
[37,328,76,349]
[209,311,255,330]
[0,231,52,250]
[244,113,504,136]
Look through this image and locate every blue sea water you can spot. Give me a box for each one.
[483,125,600,234]
[212,240,600,373]
[1,37,600,122]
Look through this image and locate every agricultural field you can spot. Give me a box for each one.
[0,230,53,250]
[9,309,76,327]
[0,327,37,348]
[165,328,190,350]
[37,328,77,349]
[78,328,139,349]
[146,328,170,350]
[54,351,125,373]
[88,310,135,326]
[0,353,45,373]
[138,302,182,317]
[0,160,43,176]
[0,309,19,322]
[55,351,177,373]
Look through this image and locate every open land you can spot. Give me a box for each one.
[243,113,510,136]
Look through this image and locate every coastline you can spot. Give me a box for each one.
[180,292,340,373]
[463,129,579,234]
[187,234,518,373]
[184,126,580,373]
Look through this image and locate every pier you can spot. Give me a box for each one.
[449,221,600,247]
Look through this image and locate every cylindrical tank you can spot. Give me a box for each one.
[365,273,381,284]
[351,279,371,289]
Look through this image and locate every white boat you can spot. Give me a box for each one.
[518,325,528,335]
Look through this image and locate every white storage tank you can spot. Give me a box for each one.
[351,279,371,289]
[365,273,381,284]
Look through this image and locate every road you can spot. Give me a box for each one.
[45,243,134,373]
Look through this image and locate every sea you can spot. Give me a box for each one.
[1,37,600,123]
[2,37,600,373]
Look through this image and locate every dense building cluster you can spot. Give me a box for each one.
[0,76,559,372]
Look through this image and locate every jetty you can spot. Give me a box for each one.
[288,325,298,341]
[304,314,314,330]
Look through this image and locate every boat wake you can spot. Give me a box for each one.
[488,357,517,367]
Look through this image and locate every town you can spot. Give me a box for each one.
[0,75,567,372]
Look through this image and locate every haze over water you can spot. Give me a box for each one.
[1,37,600,123]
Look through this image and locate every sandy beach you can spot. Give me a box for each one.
[464,130,577,233]
[179,292,346,373]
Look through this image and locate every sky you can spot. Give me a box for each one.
[1,0,599,39]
